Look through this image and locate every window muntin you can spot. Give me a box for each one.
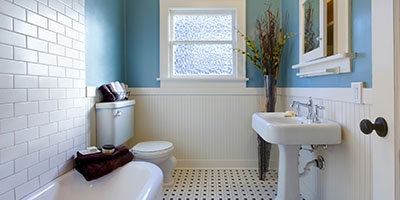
[170,10,236,77]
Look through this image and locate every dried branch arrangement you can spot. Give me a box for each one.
[237,4,295,80]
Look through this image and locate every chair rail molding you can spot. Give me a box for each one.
[127,87,372,104]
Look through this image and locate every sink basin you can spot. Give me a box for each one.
[252,112,341,145]
[252,112,342,200]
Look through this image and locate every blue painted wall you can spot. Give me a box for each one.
[125,0,160,87]
[86,0,371,88]
[124,0,279,87]
[279,0,372,88]
[85,0,125,86]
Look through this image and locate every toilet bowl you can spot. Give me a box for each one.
[131,141,177,187]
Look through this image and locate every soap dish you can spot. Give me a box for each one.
[78,149,101,155]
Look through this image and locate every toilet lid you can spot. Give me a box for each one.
[132,141,173,153]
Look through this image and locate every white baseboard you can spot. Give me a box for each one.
[177,159,278,169]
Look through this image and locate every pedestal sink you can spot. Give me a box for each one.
[252,112,341,200]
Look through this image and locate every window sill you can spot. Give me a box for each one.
[156,77,249,81]
[157,77,249,88]
[129,87,264,96]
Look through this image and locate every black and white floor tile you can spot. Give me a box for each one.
[162,169,304,200]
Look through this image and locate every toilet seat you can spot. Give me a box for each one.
[131,141,174,159]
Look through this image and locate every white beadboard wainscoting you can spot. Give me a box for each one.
[280,90,372,200]
[87,86,373,200]
[126,87,373,200]
[127,94,280,169]
[87,87,281,169]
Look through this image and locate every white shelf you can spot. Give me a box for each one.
[292,53,356,78]
[296,67,339,78]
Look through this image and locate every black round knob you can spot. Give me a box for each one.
[360,119,373,135]
[360,117,388,137]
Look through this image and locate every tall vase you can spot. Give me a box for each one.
[264,74,277,112]
[258,74,276,180]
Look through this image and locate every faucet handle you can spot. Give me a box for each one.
[290,101,296,108]
[290,101,301,116]
[308,97,313,104]
[315,104,325,110]
[313,104,325,123]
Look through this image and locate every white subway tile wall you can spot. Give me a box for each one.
[0,0,86,199]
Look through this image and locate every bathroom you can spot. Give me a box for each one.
[0,0,398,199]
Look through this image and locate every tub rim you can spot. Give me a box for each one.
[22,161,163,200]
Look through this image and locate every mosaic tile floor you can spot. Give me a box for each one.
[162,169,304,200]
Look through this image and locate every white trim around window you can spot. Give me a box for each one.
[159,0,247,88]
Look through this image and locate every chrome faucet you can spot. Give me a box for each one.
[290,97,313,119]
[290,97,326,123]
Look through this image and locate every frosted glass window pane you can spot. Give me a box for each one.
[173,44,233,75]
[173,15,233,41]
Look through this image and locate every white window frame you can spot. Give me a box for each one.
[160,0,247,88]
[169,9,237,78]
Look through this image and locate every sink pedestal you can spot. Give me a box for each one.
[276,144,301,200]
[251,112,342,199]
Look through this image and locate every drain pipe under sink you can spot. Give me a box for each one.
[299,156,325,178]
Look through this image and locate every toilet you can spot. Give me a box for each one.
[131,141,177,186]
[95,100,177,186]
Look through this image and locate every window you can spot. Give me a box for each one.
[160,0,246,88]
[171,11,234,76]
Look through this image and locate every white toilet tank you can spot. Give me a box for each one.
[95,100,135,147]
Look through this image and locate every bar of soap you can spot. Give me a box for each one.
[284,111,295,117]
[87,146,98,153]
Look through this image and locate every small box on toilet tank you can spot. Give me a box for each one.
[95,100,135,147]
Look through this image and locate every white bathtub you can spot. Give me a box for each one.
[23,161,163,200]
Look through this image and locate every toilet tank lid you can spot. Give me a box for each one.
[132,141,173,153]
[96,100,136,109]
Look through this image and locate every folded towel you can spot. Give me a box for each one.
[76,146,130,165]
[99,81,130,102]
[99,84,117,102]
[120,83,129,100]
[114,81,124,92]
[114,81,125,100]
[120,83,127,93]
[121,83,128,91]
[75,151,134,181]
[106,83,121,101]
